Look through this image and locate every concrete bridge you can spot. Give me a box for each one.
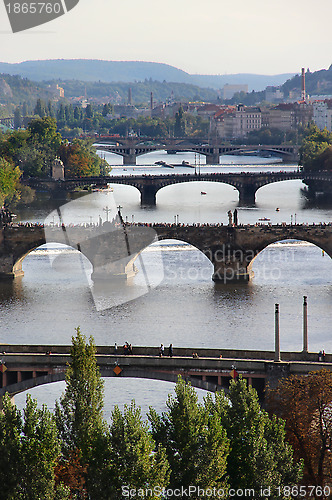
[96,138,299,165]
[25,171,305,205]
[1,223,332,283]
[0,345,331,405]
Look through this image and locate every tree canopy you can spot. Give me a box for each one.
[300,125,332,172]
[267,369,332,490]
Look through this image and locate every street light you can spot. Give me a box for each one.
[103,205,111,222]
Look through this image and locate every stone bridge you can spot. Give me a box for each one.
[0,345,331,405]
[25,171,306,205]
[96,139,299,165]
[1,223,332,283]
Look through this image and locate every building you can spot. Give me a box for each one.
[265,86,284,103]
[313,100,332,132]
[212,104,261,139]
[222,84,248,100]
[261,104,295,131]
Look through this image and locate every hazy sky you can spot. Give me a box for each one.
[0,0,331,75]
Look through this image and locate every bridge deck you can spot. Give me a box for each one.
[0,345,330,401]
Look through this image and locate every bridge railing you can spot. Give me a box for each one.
[0,345,329,362]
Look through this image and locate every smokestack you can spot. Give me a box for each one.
[128,87,132,106]
[301,68,306,101]
[150,91,153,110]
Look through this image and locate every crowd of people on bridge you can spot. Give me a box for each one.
[0,207,13,228]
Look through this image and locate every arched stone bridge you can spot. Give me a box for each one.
[1,223,332,283]
[96,138,299,165]
[25,171,305,205]
[0,345,331,406]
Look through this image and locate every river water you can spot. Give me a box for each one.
[4,150,332,417]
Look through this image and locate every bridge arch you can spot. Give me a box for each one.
[248,236,332,280]
[2,369,220,403]
[105,173,303,206]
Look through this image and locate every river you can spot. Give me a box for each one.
[4,150,332,417]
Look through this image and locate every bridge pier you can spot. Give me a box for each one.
[91,261,137,281]
[0,255,24,279]
[206,241,255,283]
[212,262,254,283]
[205,151,220,165]
[123,151,137,165]
[238,185,257,205]
[140,185,158,205]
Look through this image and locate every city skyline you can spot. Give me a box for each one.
[0,0,331,76]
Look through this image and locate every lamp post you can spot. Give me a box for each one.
[303,296,308,353]
[274,304,281,362]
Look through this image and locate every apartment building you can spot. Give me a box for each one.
[312,100,332,132]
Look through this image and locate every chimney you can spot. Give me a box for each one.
[301,68,306,101]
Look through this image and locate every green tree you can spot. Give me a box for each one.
[55,328,109,498]
[27,116,62,152]
[0,393,61,500]
[18,395,61,499]
[149,376,229,496]
[14,106,22,129]
[216,378,303,498]
[0,394,22,499]
[34,98,47,118]
[85,104,93,119]
[174,106,186,136]
[109,402,169,499]
[0,158,21,206]
[300,125,332,171]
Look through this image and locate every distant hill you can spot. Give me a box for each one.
[190,73,296,91]
[281,65,332,96]
[0,59,296,91]
[0,73,219,106]
[0,73,53,106]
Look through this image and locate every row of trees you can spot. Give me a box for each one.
[17,99,210,138]
[4,329,332,499]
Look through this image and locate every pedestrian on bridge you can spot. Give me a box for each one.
[168,344,173,357]
[159,344,164,357]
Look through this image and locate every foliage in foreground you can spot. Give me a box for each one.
[267,369,332,490]
[0,329,305,499]
[300,125,332,171]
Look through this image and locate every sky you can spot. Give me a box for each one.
[0,0,331,75]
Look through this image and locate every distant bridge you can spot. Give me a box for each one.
[25,171,306,205]
[1,223,332,283]
[95,138,299,165]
